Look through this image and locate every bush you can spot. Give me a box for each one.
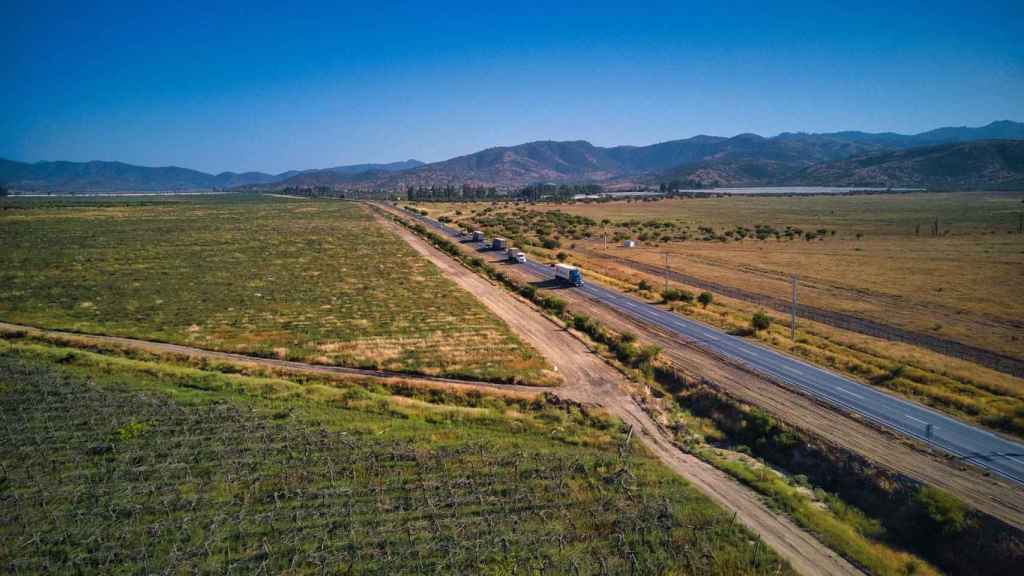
[698,291,713,307]
[638,280,653,292]
[662,288,693,303]
[751,310,771,332]
[556,252,568,262]
[541,238,560,250]
[912,486,970,536]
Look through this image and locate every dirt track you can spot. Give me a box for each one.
[378,212,862,576]
[0,321,545,400]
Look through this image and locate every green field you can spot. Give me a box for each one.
[0,195,554,384]
[0,339,790,574]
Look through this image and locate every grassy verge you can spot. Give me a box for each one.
[0,338,791,575]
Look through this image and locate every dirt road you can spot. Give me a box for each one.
[377,213,862,576]
[0,322,545,400]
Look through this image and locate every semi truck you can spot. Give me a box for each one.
[554,263,584,287]
[471,230,485,242]
[492,237,508,251]
[509,251,527,263]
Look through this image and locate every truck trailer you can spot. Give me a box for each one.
[492,237,508,251]
[471,230,485,242]
[554,263,584,287]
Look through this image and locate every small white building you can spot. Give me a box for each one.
[623,239,636,248]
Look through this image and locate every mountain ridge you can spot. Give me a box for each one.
[3,121,1022,192]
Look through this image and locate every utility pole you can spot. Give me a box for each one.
[790,274,798,341]
[1019,211,1023,234]
[664,252,670,293]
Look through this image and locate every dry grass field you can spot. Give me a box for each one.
[416,193,1024,358]
[0,195,555,384]
[409,193,1024,436]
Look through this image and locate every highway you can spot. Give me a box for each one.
[399,206,1024,486]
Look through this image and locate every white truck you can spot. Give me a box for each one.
[554,263,584,287]
[509,251,527,264]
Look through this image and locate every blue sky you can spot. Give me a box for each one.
[2,0,1022,173]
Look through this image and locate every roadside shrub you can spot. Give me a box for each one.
[912,486,970,537]
[751,310,771,332]
[698,291,713,307]
[663,288,693,303]
[638,280,653,292]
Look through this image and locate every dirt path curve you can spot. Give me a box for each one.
[377,210,862,576]
[0,322,546,399]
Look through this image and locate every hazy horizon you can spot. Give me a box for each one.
[3,1,1022,173]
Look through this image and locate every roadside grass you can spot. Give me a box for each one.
[699,450,938,576]
[0,339,791,575]
[409,192,1024,359]
[411,196,1024,437]
[0,194,555,385]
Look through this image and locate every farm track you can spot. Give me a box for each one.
[576,247,1024,377]
[375,206,863,576]
[0,321,546,399]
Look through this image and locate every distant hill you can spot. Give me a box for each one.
[4,121,1022,192]
[316,120,1024,190]
[0,158,423,193]
[782,140,1024,189]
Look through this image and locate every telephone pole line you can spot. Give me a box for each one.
[664,252,670,293]
[790,274,798,341]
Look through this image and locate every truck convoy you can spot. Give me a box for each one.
[492,237,507,251]
[554,263,584,286]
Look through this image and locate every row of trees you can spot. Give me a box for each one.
[405,185,502,201]
[514,183,604,202]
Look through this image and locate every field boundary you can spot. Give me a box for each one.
[579,247,1024,377]
[0,321,548,398]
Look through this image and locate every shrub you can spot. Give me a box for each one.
[638,280,653,292]
[662,288,693,303]
[751,310,771,332]
[698,291,713,307]
[556,252,568,262]
[912,486,970,536]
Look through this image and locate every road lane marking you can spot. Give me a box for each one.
[834,387,863,399]
[904,414,928,426]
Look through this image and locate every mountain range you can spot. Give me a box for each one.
[2,121,1022,192]
[0,159,423,193]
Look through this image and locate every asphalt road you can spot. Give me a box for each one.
[401,207,1024,486]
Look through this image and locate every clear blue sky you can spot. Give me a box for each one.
[2,0,1022,174]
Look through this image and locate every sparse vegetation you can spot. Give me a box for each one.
[751,310,771,332]
[0,195,553,384]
